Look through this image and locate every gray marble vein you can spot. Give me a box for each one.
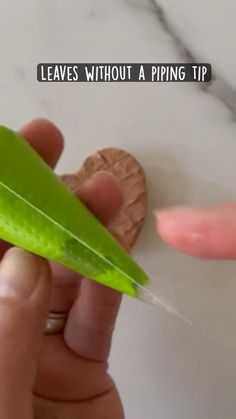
[127,0,236,118]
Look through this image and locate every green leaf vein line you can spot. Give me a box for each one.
[0,178,137,283]
[0,179,188,320]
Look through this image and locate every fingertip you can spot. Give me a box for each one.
[154,208,208,255]
[155,206,236,259]
[77,171,123,225]
[155,208,180,242]
[19,119,64,167]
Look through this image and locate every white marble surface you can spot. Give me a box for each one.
[1,1,236,418]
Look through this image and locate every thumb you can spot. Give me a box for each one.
[0,247,51,418]
[156,203,236,259]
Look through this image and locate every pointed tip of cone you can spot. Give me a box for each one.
[137,285,192,326]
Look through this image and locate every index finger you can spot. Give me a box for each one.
[19,118,64,167]
[156,203,236,259]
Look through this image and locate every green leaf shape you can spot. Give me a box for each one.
[0,126,149,297]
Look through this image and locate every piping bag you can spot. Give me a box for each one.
[0,126,188,322]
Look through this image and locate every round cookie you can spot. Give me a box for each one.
[61,148,147,247]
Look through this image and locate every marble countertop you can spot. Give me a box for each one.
[1,1,236,418]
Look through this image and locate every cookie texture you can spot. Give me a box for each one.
[61,148,147,247]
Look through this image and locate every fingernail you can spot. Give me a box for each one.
[154,207,198,225]
[74,171,118,194]
[154,206,192,217]
[0,248,44,299]
[155,207,204,241]
[77,170,122,201]
[87,171,117,185]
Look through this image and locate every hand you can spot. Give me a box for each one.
[156,204,236,259]
[0,119,124,419]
